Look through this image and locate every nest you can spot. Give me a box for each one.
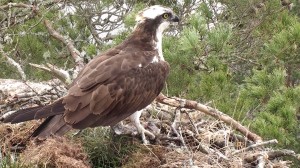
[120,103,297,167]
[20,137,90,168]
[0,82,299,167]
[0,121,40,155]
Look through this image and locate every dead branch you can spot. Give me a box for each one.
[232,139,278,155]
[0,2,39,30]
[29,63,71,85]
[1,50,26,80]
[169,109,187,148]
[0,79,66,114]
[0,2,35,10]
[44,20,84,77]
[267,149,299,160]
[243,150,295,166]
[244,153,266,165]
[156,93,262,143]
[75,1,133,45]
[243,149,299,166]
[183,110,199,135]
[256,154,266,168]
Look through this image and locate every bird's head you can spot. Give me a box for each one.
[135,5,179,35]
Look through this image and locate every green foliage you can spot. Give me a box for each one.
[77,128,137,168]
[0,5,76,80]
[207,23,232,53]
[0,154,24,168]
[85,44,97,58]
[240,69,286,104]
[199,3,213,20]
[164,34,196,96]
[163,1,300,157]
[262,16,300,79]
[235,69,299,149]
[188,12,208,36]
[124,3,146,28]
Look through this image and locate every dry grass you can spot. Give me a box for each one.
[20,137,90,168]
[0,121,40,156]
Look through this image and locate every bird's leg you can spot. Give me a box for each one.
[129,110,155,144]
[72,129,83,137]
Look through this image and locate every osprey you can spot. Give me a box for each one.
[1,5,179,143]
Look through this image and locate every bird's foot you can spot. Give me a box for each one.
[134,122,155,144]
[129,110,156,144]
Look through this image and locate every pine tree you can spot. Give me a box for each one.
[1,0,300,166]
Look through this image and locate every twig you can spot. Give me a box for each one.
[169,108,187,148]
[183,110,199,135]
[208,148,229,161]
[232,139,278,155]
[157,135,181,141]
[156,93,263,142]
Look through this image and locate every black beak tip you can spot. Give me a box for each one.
[172,16,180,22]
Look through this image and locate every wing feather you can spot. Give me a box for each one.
[62,49,168,129]
[63,61,169,128]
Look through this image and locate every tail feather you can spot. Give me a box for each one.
[35,99,65,119]
[2,99,65,124]
[2,106,43,123]
[31,116,55,137]
[56,124,72,136]
[31,114,71,138]
[1,98,71,138]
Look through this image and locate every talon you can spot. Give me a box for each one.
[129,110,155,144]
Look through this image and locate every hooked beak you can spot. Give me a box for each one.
[171,15,180,23]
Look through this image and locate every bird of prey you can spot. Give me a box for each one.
[1,5,179,144]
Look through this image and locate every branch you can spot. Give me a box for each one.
[267,149,299,160]
[156,93,262,142]
[256,154,266,168]
[244,149,299,164]
[0,3,35,10]
[232,139,278,155]
[29,63,71,85]
[1,50,26,80]
[44,20,84,77]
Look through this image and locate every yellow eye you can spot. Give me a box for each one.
[162,13,169,19]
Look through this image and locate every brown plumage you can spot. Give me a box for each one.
[1,5,179,139]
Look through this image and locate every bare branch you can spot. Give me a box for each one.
[244,149,299,165]
[0,49,26,80]
[232,139,278,155]
[267,149,299,160]
[29,63,71,85]
[44,20,84,77]
[156,93,263,142]
[256,154,266,168]
[0,3,35,10]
